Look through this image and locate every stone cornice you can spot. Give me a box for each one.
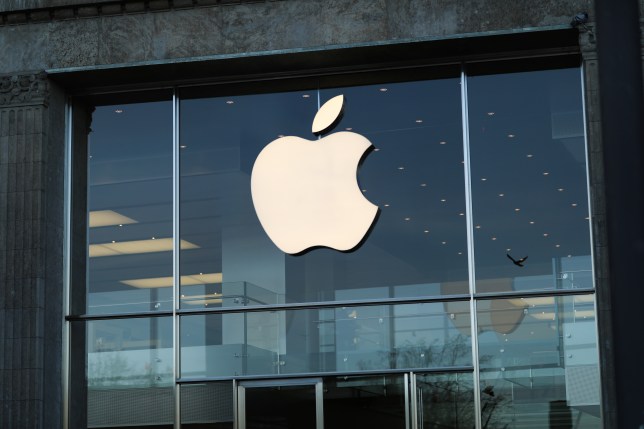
[0,73,49,107]
[0,0,274,27]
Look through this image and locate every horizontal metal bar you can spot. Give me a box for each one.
[474,287,595,301]
[177,366,475,384]
[66,310,173,321]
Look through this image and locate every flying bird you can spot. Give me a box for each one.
[507,254,528,267]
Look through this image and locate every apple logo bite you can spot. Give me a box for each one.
[251,94,379,254]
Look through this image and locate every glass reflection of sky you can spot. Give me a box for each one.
[85,67,592,313]
[469,68,591,292]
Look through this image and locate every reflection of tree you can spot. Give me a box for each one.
[355,335,511,428]
[88,353,131,387]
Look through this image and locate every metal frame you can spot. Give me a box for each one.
[62,59,599,429]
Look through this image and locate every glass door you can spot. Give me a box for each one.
[237,378,324,429]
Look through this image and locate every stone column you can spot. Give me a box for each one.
[0,73,66,429]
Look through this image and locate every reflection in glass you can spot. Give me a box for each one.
[325,375,406,429]
[468,68,592,294]
[415,372,475,428]
[180,301,471,378]
[178,78,467,308]
[87,100,174,314]
[87,317,173,428]
[181,382,234,428]
[477,294,600,428]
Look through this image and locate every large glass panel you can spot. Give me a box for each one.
[87,317,173,428]
[180,301,470,378]
[468,67,592,294]
[178,76,466,308]
[87,99,174,314]
[181,382,234,428]
[477,294,600,428]
[325,374,406,429]
[415,372,475,429]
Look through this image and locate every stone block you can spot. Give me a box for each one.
[101,3,123,15]
[149,0,170,11]
[29,10,52,23]
[5,13,27,24]
[53,8,75,20]
[77,6,99,17]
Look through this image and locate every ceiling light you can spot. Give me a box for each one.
[481,178,487,181]
[543,233,549,237]
[361,189,366,193]
[508,134,515,138]
[114,109,123,114]
[374,148,380,152]
[571,203,578,207]
[440,198,446,202]
[302,94,311,98]
[420,183,427,187]
[90,238,198,257]
[475,225,481,229]
[225,100,234,104]
[439,141,446,145]
[415,119,423,123]
[498,193,504,197]
[89,210,138,228]
[514,208,520,212]
[487,112,495,116]
[491,237,497,241]
[277,134,285,138]
[379,88,388,92]
[345,127,353,131]
[459,213,465,216]
[404,217,411,221]
[558,188,564,192]
[121,272,222,288]
[398,166,405,170]
[383,204,390,207]
[180,145,187,149]
[527,154,533,158]
[543,172,550,176]
[441,241,447,245]
[555,244,561,248]
[424,230,429,233]
[529,221,535,224]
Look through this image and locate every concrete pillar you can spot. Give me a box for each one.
[0,72,66,429]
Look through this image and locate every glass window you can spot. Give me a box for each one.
[415,372,475,428]
[180,301,471,378]
[477,294,600,428]
[180,382,234,428]
[178,77,466,309]
[86,317,173,428]
[468,67,592,294]
[87,99,174,314]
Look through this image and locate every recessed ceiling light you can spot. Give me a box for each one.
[508,134,515,138]
[278,134,285,138]
[440,198,446,202]
[398,166,405,170]
[527,154,534,158]
[543,172,550,176]
[114,109,123,114]
[404,217,411,221]
[361,189,367,193]
[180,145,187,149]
[558,188,564,192]
[439,141,446,145]
[514,208,520,212]
[458,252,463,255]
[424,230,429,233]
[529,221,535,224]
[441,241,447,245]
[415,119,423,123]
[226,100,234,104]
[499,193,504,197]
[543,233,549,237]
[506,248,511,252]
[379,88,388,92]
[345,127,353,131]
[459,212,464,216]
[420,183,427,187]
[571,203,578,207]
[481,178,487,181]
[383,204,390,207]
[475,225,481,229]
[374,148,380,152]
[487,112,495,116]
[555,244,561,248]
[302,94,310,98]
[491,237,497,241]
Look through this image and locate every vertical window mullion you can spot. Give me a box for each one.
[460,65,482,429]
[173,88,181,429]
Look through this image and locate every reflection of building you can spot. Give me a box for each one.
[1,1,643,429]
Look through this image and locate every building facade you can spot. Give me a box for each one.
[1,1,643,428]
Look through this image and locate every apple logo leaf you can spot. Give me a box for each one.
[312,95,344,135]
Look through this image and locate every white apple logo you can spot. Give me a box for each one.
[251,94,379,254]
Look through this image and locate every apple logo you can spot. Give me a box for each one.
[251,94,379,254]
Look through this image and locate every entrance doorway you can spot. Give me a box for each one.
[237,378,324,429]
[236,372,474,429]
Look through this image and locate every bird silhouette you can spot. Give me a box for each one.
[507,253,528,267]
